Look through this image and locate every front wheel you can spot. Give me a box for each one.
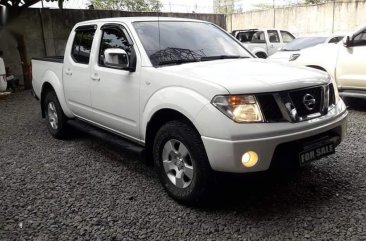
[153,120,214,205]
[44,91,69,139]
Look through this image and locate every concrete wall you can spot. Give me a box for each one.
[227,1,366,36]
[0,8,226,85]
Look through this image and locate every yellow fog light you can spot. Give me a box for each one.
[241,151,258,167]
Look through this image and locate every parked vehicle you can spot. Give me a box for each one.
[232,28,295,58]
[268,35,344,63]
[32,17,347,204]
[293,25,366,98]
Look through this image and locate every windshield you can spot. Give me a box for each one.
[133,21,251,66]
[281,37,327,51]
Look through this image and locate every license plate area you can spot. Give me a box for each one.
[299,137,337,166]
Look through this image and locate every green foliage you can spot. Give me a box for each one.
[0,0,65,9]
[46,0,66,9]
[90,0,162,12]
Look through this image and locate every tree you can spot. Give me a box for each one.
[90,0,162,12]
[0,0,64,89]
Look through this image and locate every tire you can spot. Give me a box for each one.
[255,52,267,59]
[153,120,214,205]
[44,91,69,139]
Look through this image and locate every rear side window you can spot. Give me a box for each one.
[71,28,96,64]
[280,31,295,43]
[268,30,280,43]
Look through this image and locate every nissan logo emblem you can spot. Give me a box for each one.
[303,94,316,111]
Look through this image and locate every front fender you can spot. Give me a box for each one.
[41,70,73,118]
[141,87,210,140]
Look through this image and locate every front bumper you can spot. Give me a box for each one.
[201,110,348,173]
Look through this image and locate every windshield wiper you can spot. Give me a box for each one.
[200,55,248,61]
[157,58,201,66]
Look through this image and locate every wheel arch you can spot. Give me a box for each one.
[144,108,202,164]
[40,82,56,118]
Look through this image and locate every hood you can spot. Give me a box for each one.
[267,50,300,62]
[160,58,329,94]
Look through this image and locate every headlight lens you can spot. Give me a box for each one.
[289,54,300,61]
[212,95,264,123]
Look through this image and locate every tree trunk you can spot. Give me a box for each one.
[6,7,31,90]
[9,30,31,89]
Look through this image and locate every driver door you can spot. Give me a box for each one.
[90,24,140,139]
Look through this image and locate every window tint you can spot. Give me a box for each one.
[236,31,256,42]
[268,30,280,43]
[71,29,95,64]
[99,28,130,66]
[250,31,266,43]
[280,31,295,43]
[353,31,366,47]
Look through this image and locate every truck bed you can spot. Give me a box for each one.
[31,56,64,99]
[32,56,64,63]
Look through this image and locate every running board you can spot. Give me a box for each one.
[339,91,366,99]
[68,119,145,157]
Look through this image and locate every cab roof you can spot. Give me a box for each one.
[77,16,208,25]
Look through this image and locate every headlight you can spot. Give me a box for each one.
[289,54,300,61]
[211,95,264,123]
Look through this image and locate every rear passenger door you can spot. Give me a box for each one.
[63,25,96,120]
[267,30,282,56]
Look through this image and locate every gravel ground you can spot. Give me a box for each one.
[1,91,365,241]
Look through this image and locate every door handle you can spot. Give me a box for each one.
[65,69,72,76]
[91,74,100,81]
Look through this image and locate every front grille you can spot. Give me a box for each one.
[256,84,332,123]
[289,86,322,116]
[257,94,285,122]
[329,83,335,106]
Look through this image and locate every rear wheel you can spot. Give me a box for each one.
[44,91,69,139]
[255,52,268,59]
[153,120,214,205]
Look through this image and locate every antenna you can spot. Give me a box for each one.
[157,0,161,65]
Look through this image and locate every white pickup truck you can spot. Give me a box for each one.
[32,17,347,204]
[232,29,295,58]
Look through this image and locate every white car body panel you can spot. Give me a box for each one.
[292,25,366,95]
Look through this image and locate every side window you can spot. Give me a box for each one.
[268,30,280,43]
[237,32,250,42]
[71,29,96,64]
[99,28,130,66]
[280,30,295,43]
[250,31,266,43]
[352,31,366,47]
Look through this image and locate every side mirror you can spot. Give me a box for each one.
[104,48,130,70]
[343,35,352,47]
